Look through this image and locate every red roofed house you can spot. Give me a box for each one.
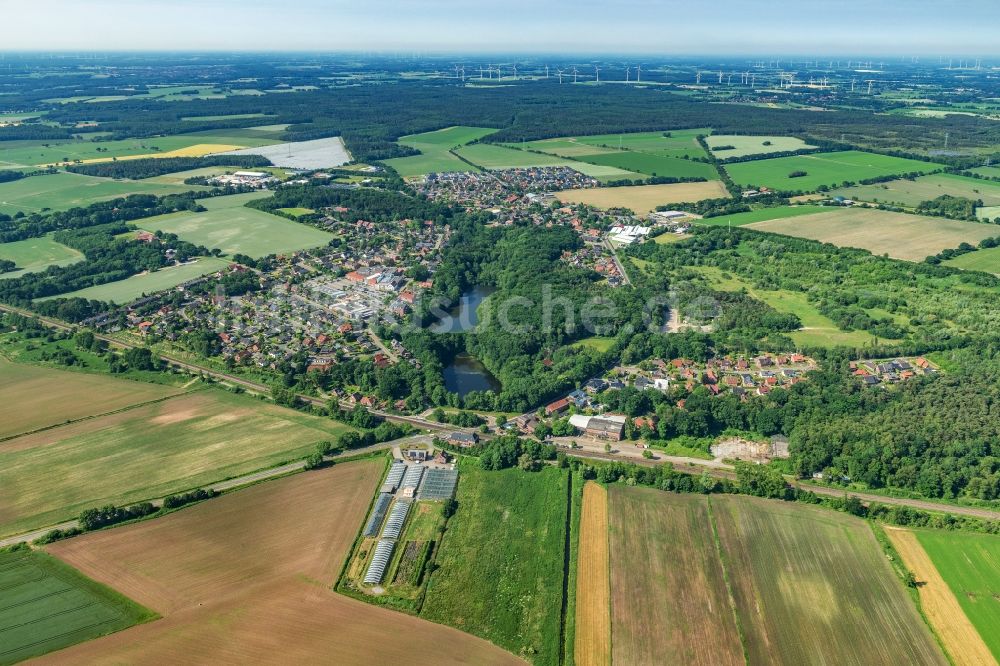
[545,398,570,416]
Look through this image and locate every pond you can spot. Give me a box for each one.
[431,286,494,333]
[443,353,500,397]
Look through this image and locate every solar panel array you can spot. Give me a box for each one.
[418,468,459,500]
[363,539,396,585]
[381,462,406,493]
[401,464,425,489]
[362,493,393,537]
[380,500,411,540]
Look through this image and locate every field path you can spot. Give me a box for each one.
[575,482,611,666]
[886,527,997,666]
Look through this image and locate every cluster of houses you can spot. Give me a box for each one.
[207,171,277,188]
[620,353,818,398]
[491,166,599,192]
[851,357,937,387]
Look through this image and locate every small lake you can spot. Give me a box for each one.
[431,286,494,333]
[443,353,500,397]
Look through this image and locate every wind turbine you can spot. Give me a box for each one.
[718,71,723,84]
[572,67,579,83]
[594,64,600,83]
[866,79,875,94]
[545,64,549,79]
[635,64,641,82]
[557,68,564,84]
[695,71,701,84]
[512,64,518,80]
[479,65,484,79]
[625,66,630,83]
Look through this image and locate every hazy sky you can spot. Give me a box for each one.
[4,0,998,55]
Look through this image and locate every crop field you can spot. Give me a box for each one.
[706,134,816,158]
[943,246,1000,274]
[694,204,830,226]
[528,129,710,159]
[0,358,180,440]
[135,191,333,258]
[607,486,743,666]
[831,173,1000,208]
[456,143,576,168]
[979,205,1000,221]
[887,528,997,665]
[970,166,1000,179]
[0,171,197,216]
[0,548,155,664]
[746,208,999,261]
[912,529,1000,660]
[220,136,352,169]
[555,181,729,215]
[711,495,945,665]
[38,257,231,304]
[724,150,941,192]
[422,463,568,665]
[572,151,720,180]
[40,462,521,664]
[0,234,83,279]
[0,134,279,168]
[0,388,357,537]
[574,483,610,666]
[384,126,497,176]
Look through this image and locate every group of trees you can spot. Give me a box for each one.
[66,154,272,179]
[916,194,982,221]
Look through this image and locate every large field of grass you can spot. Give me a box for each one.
[134,191,332,259]
[747,207,999,262]
[970,166,1000,179]
[912,529,1000,659]
[533,128,711,158]
[0,357,180,440]
[555,181,729,215]
[943,246,1000,274]
[0,133,279,168]
[422,463,569,665]
[710,494,945,665]
[830,173,1000,208]
[0,387,358,537]
[384,126,497,177]
[0,234,83,279]
[694,265,879,347]
[694,204,831,226]
[725,150,942,192]
[572,151,720,180]
[0,548,155,664]
[706,134,816,158]
[38,257,230,304]
[0,171,197,216]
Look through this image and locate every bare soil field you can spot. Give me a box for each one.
[608,486,743,666]
[0,358,179,440]
[886,528,996,666]
[555,181,729,215]
[711,495,946,666]
[42,461,522,665]
[747,208,999,261]
[574,482,611,666]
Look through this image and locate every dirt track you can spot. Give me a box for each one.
[41,461,522,665]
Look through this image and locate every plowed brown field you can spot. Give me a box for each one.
[42,461,522,665]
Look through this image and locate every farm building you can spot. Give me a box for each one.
[363,539,396,585]
[363,493,393,537]
[401,464,425,490]
[380,500,412,540]
[419,468,460,500]
[381,462,406,494]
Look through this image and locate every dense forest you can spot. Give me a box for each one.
[65,155,272,179]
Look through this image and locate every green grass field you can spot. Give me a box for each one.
[978,205,1000,221]
[571,335,616,352]
[710,495,945,665]
[970,166,1000,179]
[747,208,999,262]
[694,265,879,347]
[134,192,332,258]
[943,246,1000,274]
[913,529,1000,659]
[572,151,719,180]
[565,128,710,158]
[830,173,1000,208]
[0,548,155,663]
[422,463,568,665]
[694,204,831,226]
[384,126,497,176]
[725,150,942,192]
[0,133,280,168]
[0,387,357,537]
[706,134,816,158]
[0,172,198,216]
[0,235,83,280]
[38,257,230,304]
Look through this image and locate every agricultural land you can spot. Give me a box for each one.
[0,384,356,537]
[693,204,830,226]
[0,235,83,279]
[37,257,231,304]
[521,129,710,159]
[0,547,155,664]
[39,462,521,664]
[746,208,999,261]
[830,173,1000,208]
[943,246,1000,274]
[384,126,497,176]
[724,150,941,191]
[574,482,611,666]
[554,181,729,215]
[706,134,817,158]
[0,172,196,216]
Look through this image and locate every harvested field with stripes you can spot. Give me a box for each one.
[40,461,522,665]
[574,482,611,666]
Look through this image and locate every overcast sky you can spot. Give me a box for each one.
[3,0,998,55]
